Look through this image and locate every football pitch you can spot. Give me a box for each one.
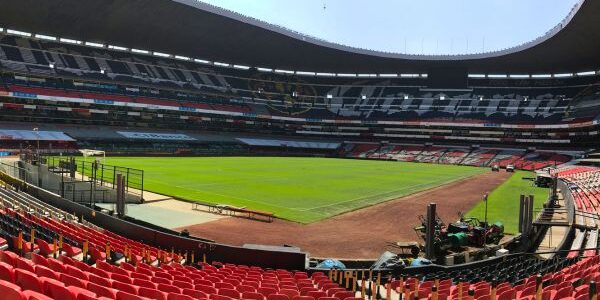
[77,157,488,223]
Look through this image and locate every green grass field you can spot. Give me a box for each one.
[466,170,548,234]
[64,156,488,223]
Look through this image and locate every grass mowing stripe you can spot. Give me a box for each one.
[303,170,481,211]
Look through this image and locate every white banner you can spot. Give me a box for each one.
[0,129,74,141]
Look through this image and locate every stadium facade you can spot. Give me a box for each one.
[0,2,598,164]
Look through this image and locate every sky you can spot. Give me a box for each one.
[199,0,580,55]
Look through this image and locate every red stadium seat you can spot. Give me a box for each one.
[216,282,236,290]
[71,260,92,273]
[333,291,354,300]
[292,296,315,300]
[66,264,89,280]
[87,282,119,299]
[242,281,260,289]
[62,243,83,257]
[135,278,158,289]
[31,253,49,268]
[16,257,36,273]
[211,295,235,300]
[316,297,337,300]
[121,262,136,273]
[205,276,222,284]
[157,283,181,294]
[113,266,131,277]
[238,285,257,293]
[138,287,168,300]
[68,286,98,299]
[0,261,15,282]
[36,239,56,256]
[326,288,345,297]
[220,288,242,299]
[172,280,194,290]
[132,272,152,281]
[89,247,107,262]
[195,284,218,295]
[155,272,173,281]
[279,289,300,299]
[306,291,327,299]
[173,276,192,284]
[43,277,74,300]
[243,292,265,300]
[15,269,43,293]
[258,287,279,298]
[113,281,140,295]
[299,287,317,296]
[116,290,147,300]
[0,279,26,300]
[182,288,207,299]
[136,267,154,277]
[35,265,59,280]
[112,273,133,284]
[91,267,112,279]
[60,273,88,289]
[195,279,214,287]
[151,277,172,285]
[167,293,195,300]
[267,294,290,300]
[89,272,113,287]
[47,258,66,273]
[22,290,54,300]
[224,278,241,286]
[0,250,19,266]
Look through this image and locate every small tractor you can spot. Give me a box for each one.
[449,214,505,246]
[414,213,505,256]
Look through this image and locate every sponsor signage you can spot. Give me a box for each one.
[94,99,115,105]
[12,92,37,99]
[117,131,197,141]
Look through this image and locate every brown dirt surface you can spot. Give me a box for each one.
[180,171,512,259]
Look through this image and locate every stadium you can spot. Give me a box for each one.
[0,0,599,299]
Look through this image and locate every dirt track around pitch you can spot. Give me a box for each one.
[180,171,511,259]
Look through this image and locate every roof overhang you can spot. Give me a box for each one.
[0,0,598,74]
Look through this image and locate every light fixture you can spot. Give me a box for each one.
[326,94,333,99]
[49,63,55,69]
[361,95,367,100]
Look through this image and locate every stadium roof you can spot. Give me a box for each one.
[0,0,599,74]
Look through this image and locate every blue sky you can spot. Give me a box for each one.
[199,0,579,55]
